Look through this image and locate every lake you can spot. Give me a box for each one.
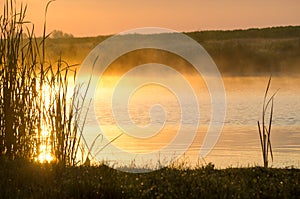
[81,75,300,169]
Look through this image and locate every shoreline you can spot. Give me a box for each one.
[1,159,299,198]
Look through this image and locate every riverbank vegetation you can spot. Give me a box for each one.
[0,159,299,198]
[0,1,87,165]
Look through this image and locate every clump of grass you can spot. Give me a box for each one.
[0,1,37,159]
[0,0,88,165]
[257,76,277,168]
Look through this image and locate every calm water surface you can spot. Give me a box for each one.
[83,76,300,168]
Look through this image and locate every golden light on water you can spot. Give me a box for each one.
[37,145,54,163]
[35,129,55,163]
[93,74,210,156]
[33,78,75,164]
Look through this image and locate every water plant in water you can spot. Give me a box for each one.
[257,76,277,168]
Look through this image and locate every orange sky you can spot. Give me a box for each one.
[6,0,300,37]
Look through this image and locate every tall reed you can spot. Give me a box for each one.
[257,76,277,168]
[0,0,88,165]
[0,1,36,159]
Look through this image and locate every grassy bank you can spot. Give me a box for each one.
[0,160,299,198]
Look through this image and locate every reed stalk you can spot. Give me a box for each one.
[0,0,88,166]
[257,76,277,168]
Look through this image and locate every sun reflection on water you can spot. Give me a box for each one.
[35,129,54,163]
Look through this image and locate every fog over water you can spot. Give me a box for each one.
[73,30,300,169]
[80,72,300,168]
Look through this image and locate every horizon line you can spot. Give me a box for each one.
[41,25,300,39]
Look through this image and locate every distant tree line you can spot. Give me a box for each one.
[44,26,300,76]
[51,30,74,38]
[187,26,300,42]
